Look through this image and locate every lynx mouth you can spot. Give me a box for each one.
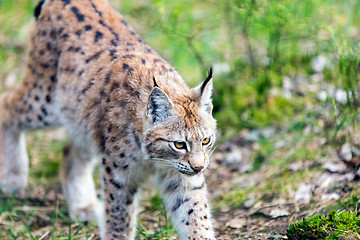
[178,169,198,176]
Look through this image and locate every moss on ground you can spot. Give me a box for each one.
[287,210,360,240]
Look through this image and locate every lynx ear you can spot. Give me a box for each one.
[147,87,174,123]
[194,68,213,114]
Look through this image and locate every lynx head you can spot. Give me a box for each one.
[144,69,216,176]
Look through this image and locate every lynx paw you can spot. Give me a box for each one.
[0,172,28,194]
[69,199,104,223]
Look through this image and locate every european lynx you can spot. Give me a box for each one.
[0,0,217,239]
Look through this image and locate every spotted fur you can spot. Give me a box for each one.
[0,0,217,239]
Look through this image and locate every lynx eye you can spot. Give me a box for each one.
[174,141,187,150]
[202,137,210,145]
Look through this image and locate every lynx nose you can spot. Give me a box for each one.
[192,165,204,173]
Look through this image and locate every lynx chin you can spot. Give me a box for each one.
[0,0,217,239]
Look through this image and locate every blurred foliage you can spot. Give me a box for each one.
[114,0,360,140]
[1,0,360,138]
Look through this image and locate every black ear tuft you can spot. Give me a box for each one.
[153,76,159,88]
[34,0,45,20]
[200,67,213,94]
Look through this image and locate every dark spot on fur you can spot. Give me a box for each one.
[110,179,123,189]
[86,50,104,63]
[120,152,125,158]
[105,71,112,85]
[89,0,103,17]
[188,209,194,215]
[60,33,69,39]
[41,106,48,116]
[34,0,45,20]
[94,31,103,42]
[50,75,56,83]
[123,63,129,70]
[35,95,40,101]
[129,188,137,195]
[110,82,119,93]
[46,42,52,51]
[45,95,51,103]
[109,193,114,200]
[85,25,92,31]
[61,0,70,6]
[192,182,205,190]
[172,198,190,212]
[50,29,57,39]
[71,6,84,22]
[141,59,146,64]
[120,20,128,26]
[106,167,112,174]
[166,182,179,192]
[40,63,50,68]
[37,115,43,122]
[75,30,82,36]
[111,40,117,47]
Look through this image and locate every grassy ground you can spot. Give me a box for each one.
[2,0,360,239]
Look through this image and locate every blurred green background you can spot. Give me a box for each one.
[2,0,360,139]
[2,0,360,239]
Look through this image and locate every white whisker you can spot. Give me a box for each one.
[209,144,218,156]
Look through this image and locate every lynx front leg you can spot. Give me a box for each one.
[102,154,149,240]
[156,172,215,240]
[0,93,29,193]
[61,141,103,224]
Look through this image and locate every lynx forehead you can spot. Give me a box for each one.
[0,0,217,239]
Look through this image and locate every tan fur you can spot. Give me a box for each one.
[0,0,217,239]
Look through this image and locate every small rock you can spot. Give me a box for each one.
[321,193,340,201]
[315,172,335,190]
[317,90,328,102]
[311,55,327,72]
[243,197,257,209]
[5,70,18,88]
[288,162,303,172]
[323,161,347,173]
[274,140,286,149]
[340,143,352,162]
[335,89,348,105]
[311,73,323,82]
[294,183,312,205]
[261,127,275,138]
[269,207,289,219]
[226,217,247,228]
[245,130,261,142]
[303,125,312,136]
[224,149,242,165]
